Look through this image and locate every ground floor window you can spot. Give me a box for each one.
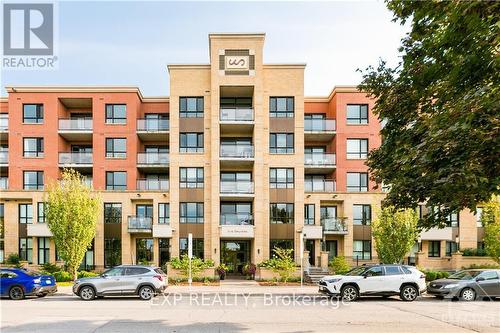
[136,238,153,264]
[269,239,294,258]
[353,240,371,260]
[159,238,170,267]
[19,238,33,263]
[80,240,94,270]
[179,238,204,259]
[38,237,50,265]
[445,241,458,257]
[324,240,337,262]
[0,240,4,263]
[104,238,121,267]
[428,241,441,257]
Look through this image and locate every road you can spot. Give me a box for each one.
[1,293,499,333]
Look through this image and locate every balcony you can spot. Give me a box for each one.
[58,118,93,140]
[220,144,254,167]
[220,181,254,200]
[136,179,169,191]
[304,118,336,142]
[128,216,152,233]
[58,152,93,171]
[0,177,8,190]
[220,108,254,134]
[304,153,336,174]
[220,213,254,226]
[136,119,169,142]
[137,152,169,171]
[0,115,8,141]
[305,180,336,192]
[322,218,348,235]
[0,151,7,166]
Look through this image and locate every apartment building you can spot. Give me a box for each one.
[0,33,485,272]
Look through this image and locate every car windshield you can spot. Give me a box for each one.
[344,267,369,276]
[448,270,482,280]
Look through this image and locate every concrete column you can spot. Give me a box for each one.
[302,250,310,271]
[320,251,329,272]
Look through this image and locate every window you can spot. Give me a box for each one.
[0,204,3,263]
[446,241,458,256]
[445,212,459,227]
[346,172,368,192]
[270,168,294,188]
[270,133,294,154]
[384,266,403,275]
[19,238,33,263]
[37,202,46,223]
[180,133,204,153]
[353,240,371,260]
[180,203,204,223]
[23,104,44,123]
[270,203,294,224]
[23,138,44,157]
[159,239,170,267]
[270,97,294,117]
[38,237,50,265]
[180,168,204,188]
[304,204,315,225]
[346,104,368,124]
[220,203,252,225]
[105,104,126,124]
[104,238,121,267]
[180,97,204,117]
[180,238,204,259]
[136,238,153,263]
[105,138,127,158]
[476,207,483,227]
[104,203,122,224]
[23,171,44,190]
[479,271,499,281]
[80,240,94,271]
[270,240,294,257]
[320,206,337,220]
[353,204,371,225]
[428,241,441,257]
[106,171,127,190]
[346,139,368,159]
[158,203,169,224]
[19,204,33,224]
[364,266,383,276]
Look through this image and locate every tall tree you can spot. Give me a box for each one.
[372,207,419,264]
[45,169,100,280]
[481,200,500,264]
[360,1,500,228]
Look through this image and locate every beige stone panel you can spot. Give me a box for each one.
[459,209,478,249]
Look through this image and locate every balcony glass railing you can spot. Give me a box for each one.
[220,181,254,194]
[220,213,254,225]
[137,119,169,131]
[59,152,93,164]
[136,179,169,191]
[220,108,254,122]
[305,180,336,192]
[128,216,152,230]
[304,119,336,132]
[0,151,7,163]
[220,145,254,158]
[304,153,336,166]
[321,218,348,233]
[58,118,93,131]
[0,177,8,189]
[0,116,8,131]
[137,152,169,165]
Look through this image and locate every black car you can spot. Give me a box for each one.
[427,269,500,301]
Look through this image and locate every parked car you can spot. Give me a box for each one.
[427,269,500,301]
[73,265,167,301]
[318,264,426,301]
[0,268,57,300]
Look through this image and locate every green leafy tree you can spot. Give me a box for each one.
[481,200,500,264]
[359,1,500,228]
[372,207,419,264]
[45,169,100,280]
[169,255,215,279]
[259,248,296,283]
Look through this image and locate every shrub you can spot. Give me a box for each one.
[243,263,257,277]
[462,248,487,256]
[53,271,72,282]
[422,269,449,281]
[41,262,61,274]
[462,263,500,269]
[6,253,21,266]
[259,248,296,283]
[169,255,215,279]
[77,271,99,279]
[328,256,351,275]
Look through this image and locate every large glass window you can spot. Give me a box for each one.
[37,202,46,223]
[446,241,458,256]
[353,204,371,225]
[346,139,368,159]
[180,97,204,117]
[346,104,368,124]
[180,133,204,153]
[428,241,441,257]
[180,167,204,188]
[270,203,294,224]
[23,104,44,123]
[19,238,33,263]
[105,138,127,158]
[270,168,294,188]
[270,240,294,257]
[136,238,153,263]
[353,240,371,260]
[270,97,294,117]
[23,138,44,157]
[19,204,33,224]
[159,239,170,267]
[106,171,127,190]
[80,240,94,271]
[180,238,204,259]
[158,203,169,224]
[23,171,44,190]
[270,133,294,154]
[476,207,483,227]
[445,212,459,227]
[346,172,368,192]
[105,104,126,124]
[304,204,315,225]
[104,238,121,267]
[220,203,252,225]
[180,203,204,223]
[104,203,122,223]
[38,237,50,265]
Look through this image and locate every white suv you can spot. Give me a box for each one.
[319,264,426,301]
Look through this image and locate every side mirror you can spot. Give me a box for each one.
[101,274,108,278]
[363,274,369,278]
[476,277,485,282]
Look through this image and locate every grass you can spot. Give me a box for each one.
[56,281,74,287]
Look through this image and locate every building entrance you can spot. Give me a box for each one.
[220,240,251,275]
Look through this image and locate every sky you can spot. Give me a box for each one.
[1,1,408,97]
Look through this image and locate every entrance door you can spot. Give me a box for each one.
[220,241,250,275]
[306,240,315,266]
[325,240,337,262]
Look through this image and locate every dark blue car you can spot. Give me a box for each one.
[0,268,57,300]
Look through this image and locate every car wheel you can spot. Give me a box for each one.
[460,288,476,302]
[138,286,154,301]
[79,286,95,301]
[9,286,24,300]
[341,285,359,302]
[400,285,418,302]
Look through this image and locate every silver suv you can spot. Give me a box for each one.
[73,265,167,301]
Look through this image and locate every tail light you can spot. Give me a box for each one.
[154,275,163,281]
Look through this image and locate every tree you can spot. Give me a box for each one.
[259,248,296,283]
[372,207,419,264]
[359,1,500,228]
[481,200,500,264]
[45,169,100,280]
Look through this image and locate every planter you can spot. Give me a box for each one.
[255,267,301,280]
[165,264,216,279]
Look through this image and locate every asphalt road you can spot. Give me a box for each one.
[1,294,499,333]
